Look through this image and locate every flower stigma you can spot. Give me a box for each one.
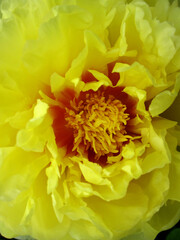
[65,91,130,159]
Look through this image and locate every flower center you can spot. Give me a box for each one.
[65,91,130,159]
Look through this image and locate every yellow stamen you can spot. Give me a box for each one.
[65,92,130,158]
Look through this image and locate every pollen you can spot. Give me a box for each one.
[65,91,130,159]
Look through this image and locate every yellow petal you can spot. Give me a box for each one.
[149,74,180,117]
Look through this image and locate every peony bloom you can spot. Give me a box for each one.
[0,0,180,239]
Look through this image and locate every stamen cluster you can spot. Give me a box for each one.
[65,91,130,158]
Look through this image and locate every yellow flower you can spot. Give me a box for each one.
[0,0,180,240]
